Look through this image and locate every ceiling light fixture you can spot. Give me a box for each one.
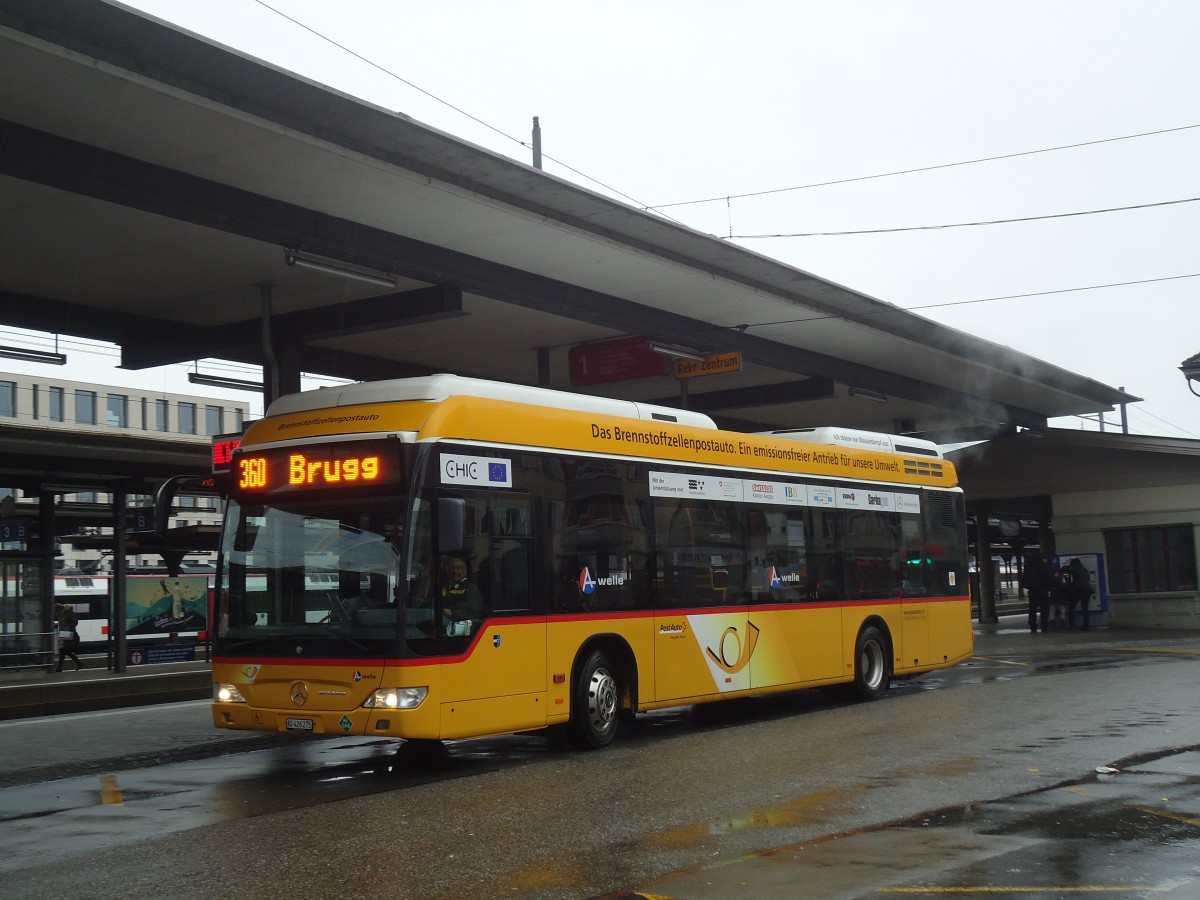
[646,340,707,361]
[0,343,67,365]
[188,372,264,392]
[284,249,398,288]
[848,386,888,403]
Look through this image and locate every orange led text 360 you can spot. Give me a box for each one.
[289,453,380,485]
[238,456,267,489]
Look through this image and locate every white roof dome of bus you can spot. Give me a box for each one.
[267,374,718,429]
[759,426,942,458]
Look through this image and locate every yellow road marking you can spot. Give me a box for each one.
[99,772,123,806]
[1130,805,1200,828]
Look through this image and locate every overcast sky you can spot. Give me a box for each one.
[9,0,1199,438]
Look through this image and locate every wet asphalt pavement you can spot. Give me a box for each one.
[2,619,1200,899]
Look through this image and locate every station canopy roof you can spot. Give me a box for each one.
[0,0,1137,450]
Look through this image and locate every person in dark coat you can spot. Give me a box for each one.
[55,603,83,672]
[1049,565,1071,630]
[440,556,485,628]
[1067,557,1093,630]
[1021,556,1052,633]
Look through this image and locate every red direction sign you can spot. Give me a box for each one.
[568,337,668,386]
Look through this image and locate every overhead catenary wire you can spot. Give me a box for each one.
[716,272,1200,330]
[648,123,1200,211]
[1122,405,1200,440]
[256,3,1199,242]
[249,0,687,224]
[725,196,1200,239]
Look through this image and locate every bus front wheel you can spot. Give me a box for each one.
[853,625,891,701]
[568,649,620,750]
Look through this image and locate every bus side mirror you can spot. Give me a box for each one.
[435,498,467,555]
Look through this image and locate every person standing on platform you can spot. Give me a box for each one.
[1049,565,1071,630]
[1068,557,1094,630]
[54,603,83,672]
[1022,556,1052,633]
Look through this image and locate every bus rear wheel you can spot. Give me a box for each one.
[852,625,891,701]
[568,649,620,750]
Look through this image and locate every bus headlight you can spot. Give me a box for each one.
[364,687,427,710]
[215,683,246,703]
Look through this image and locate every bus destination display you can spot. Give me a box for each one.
[234,440,400,494]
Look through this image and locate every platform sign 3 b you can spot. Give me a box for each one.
[0,517,31,542]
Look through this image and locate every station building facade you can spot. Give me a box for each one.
[950,430,1200,630]
[0,370,251,571]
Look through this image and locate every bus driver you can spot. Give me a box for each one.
[441,556,485,629]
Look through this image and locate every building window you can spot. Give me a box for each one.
[1105,525,1197,593]
[205,405,222,436]
[179,402,196,435]
[232,408,244,431]
[155,399,169,432]
[0,381,15,418]
[49,387,64,422]
[75,390,97,425]
[106,394,128,428]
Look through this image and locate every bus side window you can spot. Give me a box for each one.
[656,498,747,608]
[807,507,843,600]
[491,539,531,611]
[748,506,810,604]
[479,493,533,613]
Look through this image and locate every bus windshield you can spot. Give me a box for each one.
[215,497,406,657]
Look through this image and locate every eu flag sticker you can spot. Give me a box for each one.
[440,454,513,487]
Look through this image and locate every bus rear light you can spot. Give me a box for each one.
[215,683,246,703]
[365,687,427,710]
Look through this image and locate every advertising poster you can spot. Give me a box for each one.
[126,575,208,635]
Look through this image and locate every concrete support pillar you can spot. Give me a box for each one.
[38,491,55,670]
[976,510,998,624]
[112,486,128,674]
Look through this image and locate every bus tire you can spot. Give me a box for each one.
[852,625,891,701]
[568,649,620,750]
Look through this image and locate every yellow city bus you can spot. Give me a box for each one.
[212,375,971,748]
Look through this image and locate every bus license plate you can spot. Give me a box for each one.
[285,718,314,732]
